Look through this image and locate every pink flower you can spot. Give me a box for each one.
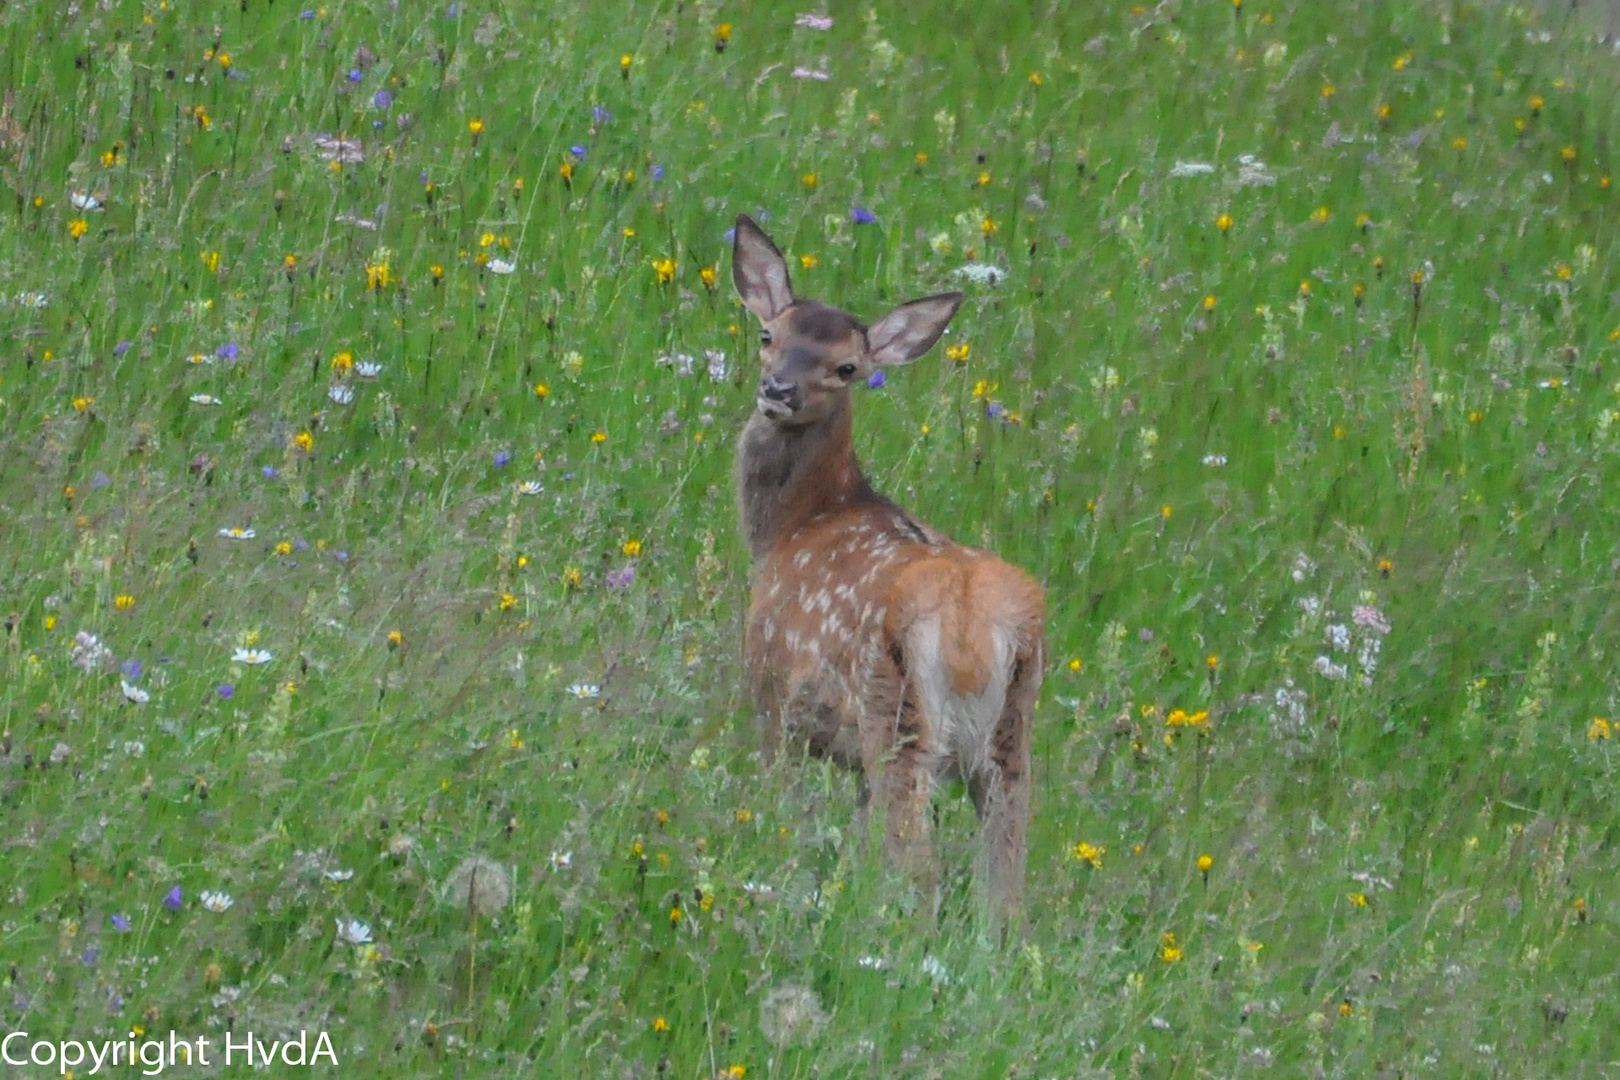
[1352,605,1391,635]
[794,13,833,30]
[791,66,831,81]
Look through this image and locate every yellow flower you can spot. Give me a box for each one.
[1528,94,1544,115]
[1589,717,1614,741]
[1215,212,1233,231]
[1561,145,1576,162]
[1028,71,1042,86]
[621,538,642,557]
[980,216,999,238]
[1206,654,1219,670]
[562,566,583,588]
[1376,102,1391,121]
[498,592,518,612]
[331,351,354,375]
[652,1017,669,1033]
[1309,205,1330,223]
[945,342,971,362]
[294,430,315,453]
[590,430,607,444]
[1202,294,1216,311]
[801,172,817,188]
[652,257,676,284]
[1348,892,1368,908]
[217,52,231,68]
[72,396,95,413]
[201,250,220,273]
[799,254,818,270]
[669,906,683,925]
[468,119,484,136]
[1451,136,1468,151]
[975,170,991,187]
[534,382,549,399]
[725,1066,745,1079]
[620,53,633,73]
[193,105,212,129]
[507,728,524,750]
[1556,264,1572,281]
[971,378,997,401]
[1602,176,1612,190]
[115,594,135,610]
[1068,657,1082,672]
[512,177,525,193]
[914,152,928,167]
[1377,557,1393,577]
[1392,52,1412,70]
[1071,841,1105,868]
[430,264,445,284]
[735,807,753,824]
[69,219,89,239]
[1320,82,1335,98]
[45,615,58,630]
[1298,280,1312,297]
[655,809,670,826]
[715,23,732,42]
[480,232,495,248]
[1160,504,1172,521]
[387,630,404,649]
[1197,854,1213,873]
[1159,932,1182,963]
[275,541,292,555]
[700,266,717,290]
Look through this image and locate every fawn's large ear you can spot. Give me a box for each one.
[867,293,964,366]
[732,214,795,322]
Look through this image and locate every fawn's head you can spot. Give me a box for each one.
[732,214,963,428]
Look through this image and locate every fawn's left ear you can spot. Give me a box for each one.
[867,293,964,366]
[732,214,795,322]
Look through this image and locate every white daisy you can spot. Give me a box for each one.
[328,383,355,405]
[217,527,256,540]
[120,680,150,704]
[323,868,355,882]
[567,683,601,699]
[200,891,234,913]
[516,480,544,496]
[334,917,372,944]
[953,262,1005,286]
[488,259,517,275]
[355,361,383,378]
[189,394,222,405]
[71,191,103,211]
[1201,454,1227,467]
[550,851,573,870]
[232,648,273,665]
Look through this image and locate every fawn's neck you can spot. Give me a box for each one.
[735,396,874,563]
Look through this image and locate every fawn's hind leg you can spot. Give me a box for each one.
[969,638,1042,927]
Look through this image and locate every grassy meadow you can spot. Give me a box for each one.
[3,0,1619,1075]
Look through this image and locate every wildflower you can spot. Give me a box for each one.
[652,257,676,283]
[1161,504,1172,521]
[73,396,96,413]
[430,264,444,284]
[606,565,635,589]
[1202,294,1216,311]
[1562,145,1577,162]
[570,144,587,158]
[562,566,583,588]
[293,430,315,453]
[1393,52,1412,70]
[193,105,212,129]
[335,917,372,944]
[121,680,150,704]
[1321,82,1335,98]
[1298,280,1312,298]
[1377,557,1393,577]
[71,190,102,211]
[111,913,131,931]
[715,22,732,50]
[498,592,518,611]
[201,891,233,913]
[1197,854,1213,874]
[653,1017,669,1033]
[700,265,717,290]
[851,207,876,225]
[1215,212,1233,231]
[801,172,818,188]
[975,170,991,187]
[760,984,828,1047]
[1069,658,1082,672]
[590,430,607,444]
[1028,71,1042,86]
[534,382,549,399]
[365,261,390,289]
[115,593,135,610]
[1589,717,1614,741]
[69,218,89,239]
[442,855,511,916]
[620,53,632,74]
[568,683,601,699]
[669,906,683,926]
[218,527,256,540]
[914,152,928,167]
[1348,892,1368,908]
[488,258,516,275]
[468,118,484,136]
[1309,205,1330,223]
[163,887,183,912]
[1452,136,1468,151]
[621,538,643,557]
[493,450,512,468]
[550,851,572,870]
[233,648,273,665]
[387,630,404,649]
[516,480,543,495]
[1071,841,1106,868]
[1529,94,1545,116]
[866,370,886,389]
[1159,932,1183,963]
[972,378,998,401]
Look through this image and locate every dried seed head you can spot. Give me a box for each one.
[442,855,512,917]
[759,984,829,1047]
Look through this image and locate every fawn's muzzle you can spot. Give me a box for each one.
[756,374,800,418]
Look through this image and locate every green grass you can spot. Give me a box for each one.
[2,0,1618,1075]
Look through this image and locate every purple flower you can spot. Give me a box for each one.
[91,470,111,490]
[605,565,636,589]
[347,68,363,83]
[163,886,183,911]
[261,464,279,479]
[986,401,1008,420]
[113,340,132,356]
[866,370,886,389]
[372,120,384,130]
[111,913,131,931]
[723,228,736,243]
[493,449,512,468]
[1352,605,1391,635]
[651,165,665,181]
[851,207,876,225]
[570,144,587,158]
[373,89,393,109]
[300,9,316,19]
[121,659,143,680]
[592,105,611,124]
[217,684,234,699]
[216,341,239,362]
[81,946,100,966]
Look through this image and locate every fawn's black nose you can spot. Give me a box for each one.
[758,374,799,407]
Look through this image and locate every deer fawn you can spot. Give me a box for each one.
[731,214,1046,924]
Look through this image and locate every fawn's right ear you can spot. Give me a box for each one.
[732,214,795,322]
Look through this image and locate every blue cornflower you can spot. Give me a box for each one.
[570,144,587,158]
[216,341,239,361]
[261,464,279,478]
[217,684,235,699]
[866,370,886,389]
[347,69,363,83]
[163,886,183,911]
[493,449,512,467]
[111,913,131,931]
[851,207,877,225]
[651,165,665,181]
[373,89,393,109]
[113,340,132,356]
[122,659,143,680]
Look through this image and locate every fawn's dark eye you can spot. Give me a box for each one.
[836,363,857,380]
[760,329,772,346]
